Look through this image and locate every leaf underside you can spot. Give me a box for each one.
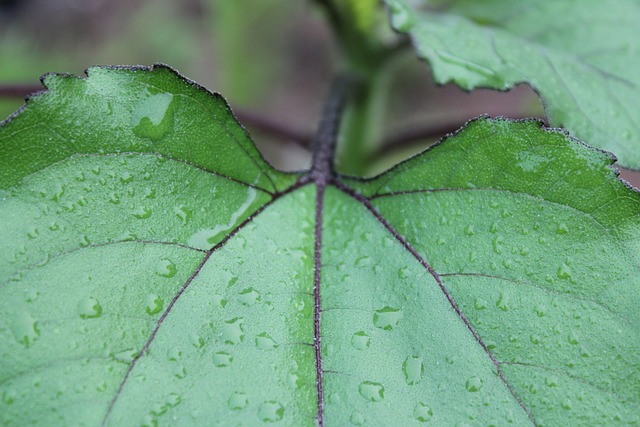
[385,0,640,169]
[1,65,639,426]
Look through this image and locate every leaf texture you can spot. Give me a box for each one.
[384,0,640,169]
[1,65,639,426]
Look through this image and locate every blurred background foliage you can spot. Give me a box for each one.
[1,0,635,184]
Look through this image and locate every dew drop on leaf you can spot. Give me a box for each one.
[351,331,370,350]
[227,392,248,410]
[373,307,403,330]
[144,293,164,315]
[414,402,434,422]
[113,349,137,364]
[255,332,277,350]
[258,401,284,422]
[238,288,260,306]
[155,258,177,278]
[465,376,483,392]
[77,297,102,319]
[167,347,182,362]
[557,263,573,280]
[173,364,187,379]
[358,381,385,402]
[403,355,424,385]
[350,412,365,425]
[132,205,152,219]
[221,317,245,345]
[567,331,580,345]
[495,293,509,311]
[11,312,39,348]
[131,92,175,141]
[213,351,233,367]
[174,205,192,225]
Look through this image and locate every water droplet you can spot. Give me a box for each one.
[567,332,579,345]
[492,236,503,254]
[351,331,370,350]
[11,312,40,348]
[556,223,569,234]
[561,399,572,410]
[188,188,257,250]
[255,332,278,350]
[24,289,39,303]
[534,305,546,317]
[113,349,137,363]
[212,294,228,308]
[221,317,245,345]
[258,401,284,422]
[397,266,411,279]
[173,364,187,379]
[358,381,384,402]
[108,192,120,204]
[78,297,102,319]
[496,293,509,311]
[464,225,475,236]
[474,298,487,310]
[350,412,365,425]
[373,307,403,330]
[155,258,177,278]
[2,389,16,404]
[132,92,175,141]
[167,347,182,361]
[190,334,205,349]
[174,205,192,225]
[132,206,152,219]
[414,402,433,422]
[530,334,541,345]
[355,256,371,268]
[228,392,248,410]
[213,351,233,367]
[288,373,300,389]
[120,171,133,184]
[403,356,424,385]
[238,288,260,306]
[145,293,164,315]
[545,376,558,387]
[466,376,483,392]
[557,263,573,280]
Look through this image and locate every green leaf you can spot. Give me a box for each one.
[1,66,639,425]
[384,0,640,169]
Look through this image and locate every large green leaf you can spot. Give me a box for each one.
[384,0,640,169]
[1,65,639,425]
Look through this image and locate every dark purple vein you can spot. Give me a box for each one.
[312,184,326,427]
[101,180,308,426]
[309,74,351,427]
[332,180,537,426]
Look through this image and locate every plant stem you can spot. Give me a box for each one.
[310,74,352,185]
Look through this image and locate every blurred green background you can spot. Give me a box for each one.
[1,0,636,184]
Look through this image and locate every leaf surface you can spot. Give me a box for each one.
[1,66,639,425]
[384,0,640,169]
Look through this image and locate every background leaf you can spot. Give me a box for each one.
[1,67,639,425]
[384,0,640,169]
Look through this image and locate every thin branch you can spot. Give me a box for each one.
[234,110,312,148]
[0,84,44,98]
